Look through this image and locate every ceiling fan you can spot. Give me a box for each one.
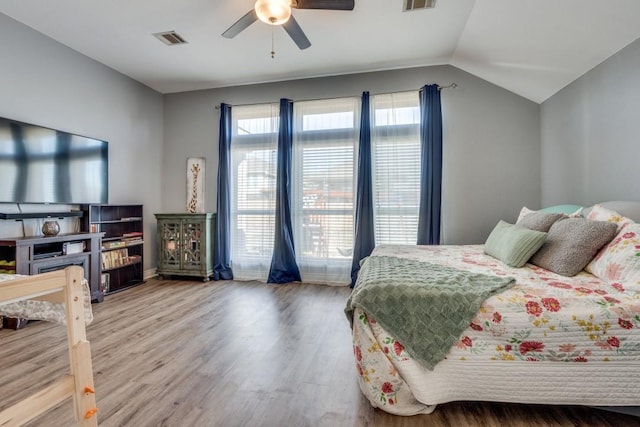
[222,0,355,50]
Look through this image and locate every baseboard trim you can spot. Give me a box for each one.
[144,268,157,280]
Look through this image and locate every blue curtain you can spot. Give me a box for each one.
[267,99,302,283]
[213,103,234,280]
[350,92,375,287]
[417,84,443,245]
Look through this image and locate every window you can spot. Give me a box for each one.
[292,97,360,284]
[371,91,421,245]
[230,103,279,281]
[228,91,422,284]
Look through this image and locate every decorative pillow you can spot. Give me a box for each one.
[484,220,547,268]
[586,222,640,286]
[530,218,618,276]
[516,206,536,223]
[516,206,580,224]
[539,204,583,216]
[517,211,565,232]
[586,204,633,233]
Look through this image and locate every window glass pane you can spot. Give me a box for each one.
[230,103,279,281]
[292,97,359,284]
[374,107,420,126]
[303,111,354,131]
[371,91,421,245]
[237,117,278,135]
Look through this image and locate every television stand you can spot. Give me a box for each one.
[33,251,64,260]
[0,232,104,303]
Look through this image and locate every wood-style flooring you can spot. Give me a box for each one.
[1,278,639,427]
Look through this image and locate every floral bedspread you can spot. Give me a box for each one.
[350,244,640,413]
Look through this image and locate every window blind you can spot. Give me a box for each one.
[371,91,421,245]
[230,103,279,281]
[292,97,360,284]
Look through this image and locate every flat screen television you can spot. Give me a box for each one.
[0,117,108,204]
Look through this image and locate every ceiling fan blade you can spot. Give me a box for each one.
[282,15,311,50]
[293,0,354,10]
[222,9,258,38]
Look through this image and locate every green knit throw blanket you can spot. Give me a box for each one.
[345,256,516,370]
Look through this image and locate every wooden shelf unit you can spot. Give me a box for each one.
[82,204,144,294]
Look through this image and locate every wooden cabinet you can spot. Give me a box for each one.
[155,213,215,281]
[82,204,144,294]
[0,232,104,302]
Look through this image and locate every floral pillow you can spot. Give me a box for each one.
[586,222,640,287]
[586,204,633,233]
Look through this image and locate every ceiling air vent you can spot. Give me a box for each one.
[404,0,436,12]
[153,31,188,46]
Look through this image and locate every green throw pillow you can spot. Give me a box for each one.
[484,220,547,268]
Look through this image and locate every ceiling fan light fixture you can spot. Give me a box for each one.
[254,0,292,25]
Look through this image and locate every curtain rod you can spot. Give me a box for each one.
[214,83,457,109]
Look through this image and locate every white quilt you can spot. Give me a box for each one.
[350,245,640,415]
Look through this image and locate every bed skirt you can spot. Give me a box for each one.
[353,307,640,415]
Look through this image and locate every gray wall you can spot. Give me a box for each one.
[541,37,640,206]
[0,13,164,271]
[0,10,542,267]
[164,65,541,244]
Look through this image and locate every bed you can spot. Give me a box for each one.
[346,201,640,416]
[0,266,98,426]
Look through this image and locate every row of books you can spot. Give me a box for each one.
[102,237,144,250]
[101,248,141,270]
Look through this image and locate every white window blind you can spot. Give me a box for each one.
[230,103,279,281]
[292,97,360,284]
[371,91,421,245]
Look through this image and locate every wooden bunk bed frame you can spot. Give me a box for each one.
[0,266,98,426]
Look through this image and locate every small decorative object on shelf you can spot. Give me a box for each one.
[42,220,60,236]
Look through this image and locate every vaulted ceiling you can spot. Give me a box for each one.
[2,0,640,103]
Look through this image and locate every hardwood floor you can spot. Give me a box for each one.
[1,278,639,427]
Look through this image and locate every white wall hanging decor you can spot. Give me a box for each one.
[186,157,205,213]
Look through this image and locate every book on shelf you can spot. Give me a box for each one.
[101,248,130,269]
[122,232,143,238]
[103,241,126,249]
[100,273,110,293]
[127,255,142,264]
[122,237,143,244]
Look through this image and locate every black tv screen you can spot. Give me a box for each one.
[0,117,108,204]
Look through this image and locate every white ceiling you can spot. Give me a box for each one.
[2,0,640,103]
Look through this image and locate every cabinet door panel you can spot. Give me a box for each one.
[181,221,204,271]
[159,221,182,270]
